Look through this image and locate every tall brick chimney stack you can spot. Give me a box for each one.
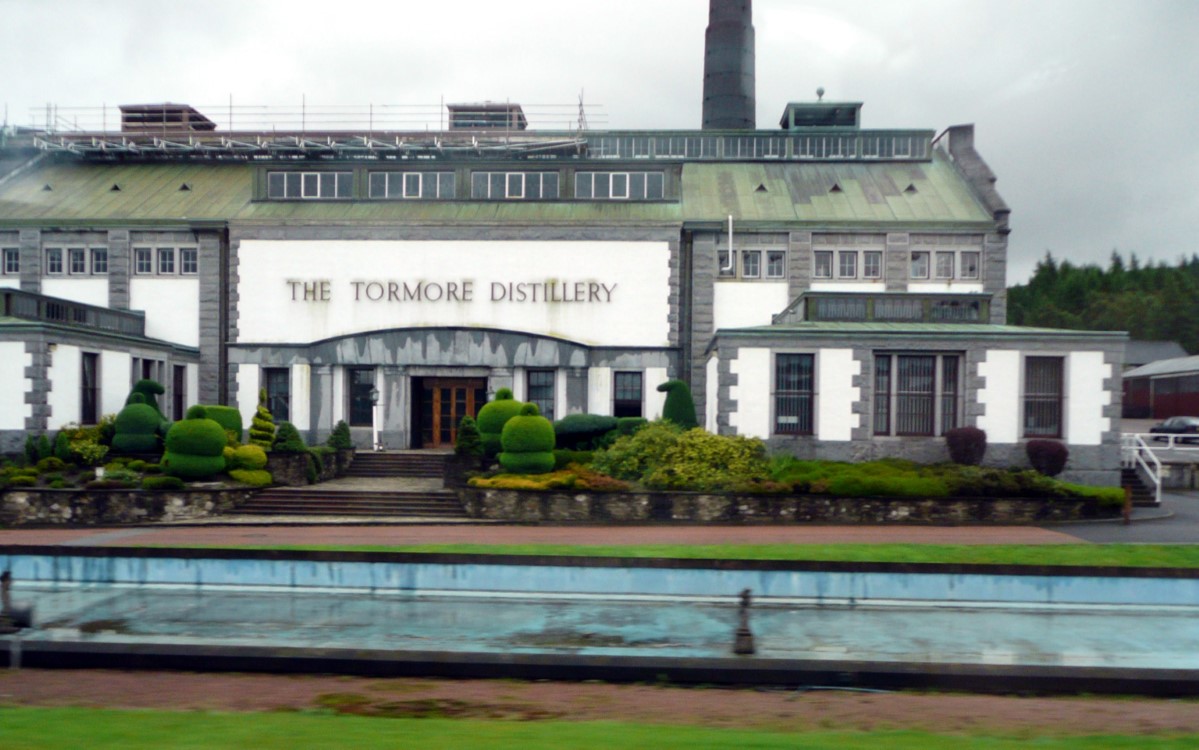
[702,0,756,130]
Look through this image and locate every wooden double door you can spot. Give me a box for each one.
[413,377,487,449]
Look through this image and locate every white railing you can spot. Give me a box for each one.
[1120,433,1163,505]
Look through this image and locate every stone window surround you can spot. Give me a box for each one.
[42,245,109,277]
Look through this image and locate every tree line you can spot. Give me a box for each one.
[1007,252,1199,354]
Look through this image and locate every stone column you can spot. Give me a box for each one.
[309,365,334,443]
[564,367,589,415]
[380,365,408,449]
[107,229,131,309]
[18,229,40,294]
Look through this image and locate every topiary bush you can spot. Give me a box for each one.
[35,457,67,474]
[24,435,37,466]
[590,420,683,481]
[141,475,185,491]
[476,388,526,458]
[128,379,167,418]
[1026,439,1069,477]
[945,426,987,466]
[498,403,556,474]
[455,415,484,458]
[643,429,770,491]
[36,434,52,462]
[553,448,594,469]
[161,405,227,480]
[230,469,273,487]
[229,444,268,471]
[615,417,648,436]
[113,393,164,453]
[202,405,244,444]
[53,430,71,462]
[273,421,308,453]
[248,388,276,450]
[327,420,352,450]
[552,413,619,450]
[657,379,698,429]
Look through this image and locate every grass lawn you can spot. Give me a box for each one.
[2,708,1197,750]
[216,543,1199,569]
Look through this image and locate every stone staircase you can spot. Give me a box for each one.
[233,451,468,519]
[1120,467,1158,507]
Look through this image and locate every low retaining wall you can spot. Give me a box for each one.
[459,489,1117,524]
[0,488,257,526]
[266,449,355,487]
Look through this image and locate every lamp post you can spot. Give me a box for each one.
[369,385,381,451]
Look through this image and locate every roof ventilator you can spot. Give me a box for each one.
[179,183,192,192]
[109,184,122,192]
[829,183,843,194]
[755,183,768,193]
[904,183,918,194]
[41,184,52,191]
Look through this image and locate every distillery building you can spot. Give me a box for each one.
[0,1,1124,483]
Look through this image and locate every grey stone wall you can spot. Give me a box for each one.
[460,489,1117,525]
[1,488,255,526]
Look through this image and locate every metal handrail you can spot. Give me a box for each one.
[1120,433,1162,505]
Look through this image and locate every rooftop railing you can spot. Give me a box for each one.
[2,289,145,337]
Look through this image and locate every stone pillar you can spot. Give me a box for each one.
[380,365,408,449]
[885,233,909,292]
[107,229,131,309]
[690,234,717,427]
[564,367,589,415]
[197,232,223,404]
[18,229,40,294]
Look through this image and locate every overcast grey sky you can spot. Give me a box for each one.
[2,0,1196,284]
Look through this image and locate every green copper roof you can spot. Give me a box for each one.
[715,321,1128,339]
[679,151,992,226]
[0,150,992,228]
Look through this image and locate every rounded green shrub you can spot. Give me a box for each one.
[35,456,67,473]
[6,475,35,487]
[113,394,163,453]
[141,475,185,491]
[455,415,484,458]
[552,413,619,450]
[202,405,244,443]
[616,417,649,436]
[273,422,308,453]
[498,403,556,475]
[643,429,769,491]
[229,469,273,487]
[657,379,698,429]
[591,420,683,481]
[496,451,556,474]
[162,407,228,480]
[477,388,525,456]
[230,444,268,471]
[553,449,594,469]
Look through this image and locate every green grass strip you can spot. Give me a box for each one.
[1,708,1197,750]
[202,543,1199,568]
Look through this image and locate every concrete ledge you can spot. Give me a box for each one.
[460,489,1119,525]
[5,640,1196,696]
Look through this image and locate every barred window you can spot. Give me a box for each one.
[874,353,961,437]
[775,353,814,435]
[1024,356,1063,438]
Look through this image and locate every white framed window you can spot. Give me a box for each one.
[718,249,736,278]
[863,251,883,279]
[934,251,955,279]
[742,250,761,278]
[961,251,980,280]
[91,248,108,275]
[267,171,352,199]
[575,171,664,200]
[838,251,857,278]
[180,247,198,275]
[45,248,63,275]
[470,171,558,200]
[68,247,88,274]
[133,247,153,274]
[2,248,19,275]
[814,251,833,279]
[157,247,176,274]
[910,251,930,279]
[368,171,455,199]
[766,250,786,279]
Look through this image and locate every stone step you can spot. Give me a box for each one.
[346,453,447,479]
[236,493,467,517]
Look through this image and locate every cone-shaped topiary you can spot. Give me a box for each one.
[498,403,556,474]
[327,420,352,450]
[476,388,525,458]
[273,421,308,453]
[455,415,484,458]
[112,393,163,453]
[249,388,276,449]
[657,379,698,429]
[161,405,227,479]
